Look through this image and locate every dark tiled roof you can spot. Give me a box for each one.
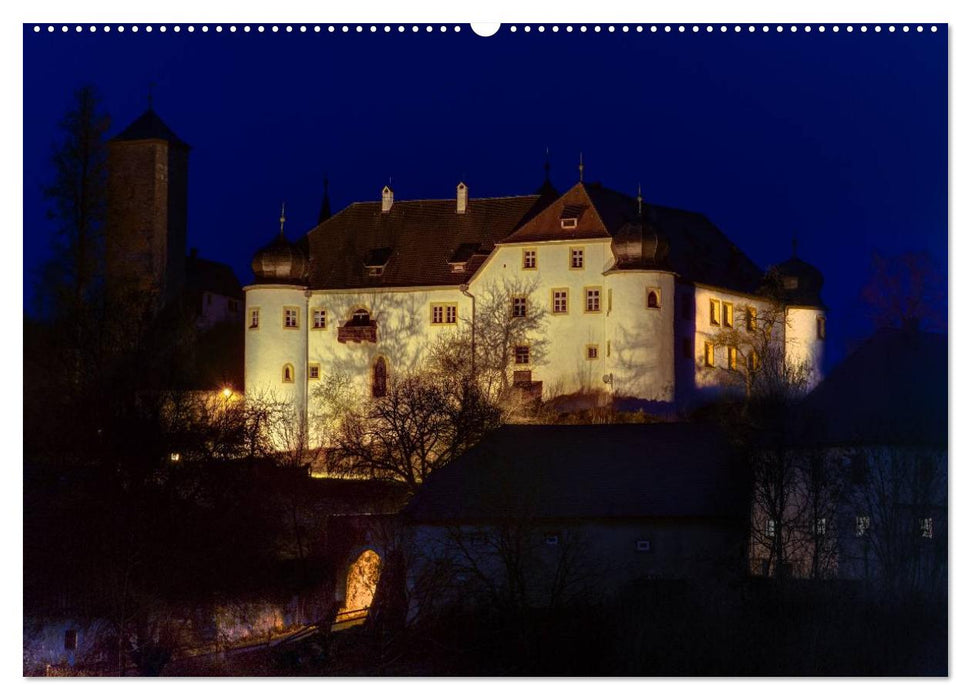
[305,195,543,289]
[798,328,947,447]
[186,255,243,299]
[111,108,189,148]
[505,183,765,292]
[763,256,826,307]
[403,423,748,523]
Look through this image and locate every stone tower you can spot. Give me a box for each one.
[105,108,190,308]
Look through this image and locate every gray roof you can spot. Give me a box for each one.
[403,423,747,523]
[798,327,947,447]
[111,108,189,148]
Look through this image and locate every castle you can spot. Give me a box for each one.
[243,165,826,435]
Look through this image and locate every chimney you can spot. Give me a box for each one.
[381,185,394,213]
[456,182,468,214]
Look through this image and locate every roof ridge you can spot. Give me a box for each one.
[341,193,540,208]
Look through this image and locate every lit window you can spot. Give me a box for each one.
[282,364,294,383]
[308,363,320,380]
[523,249,537,269]
[561,217,578,229]
[512,296,527,318]
[514,345,530,365]
[283,307,299,329]
[570,247,584,269]
[586,344,599,360]
[723,302,734,328]
[814,518,827,536]
[431,304,458,325]
[766,519,776,538]
[647,288,661,309]
[249,308,260,329]
[817,316,826,340]
[710,298,721,326]
[919,517,934,539]
[748,350,760,371]
[728,346,738,371]
[704,342,715,367]
[552,289,569,314]
[313,308,327,329]
[855,515,870,537]
[746,307,757,332]
[585,287,601,312]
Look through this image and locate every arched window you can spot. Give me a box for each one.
[647,288,661,309]
[350,309,372,326]
[372,357,388,398]
[282,363,294,383]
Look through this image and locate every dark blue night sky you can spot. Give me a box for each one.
[23,24,947,368]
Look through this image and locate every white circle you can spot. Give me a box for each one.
[918,26,924,32]
[117,26,123,33]
[471,23,500,37]
[525,26,531,33]
[132,25,138,33]
[932,26,938,32]
[904,26,910,32]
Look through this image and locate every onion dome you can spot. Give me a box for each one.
[763,239,825,307]
[610,185,670,269]
[251,204,309,284]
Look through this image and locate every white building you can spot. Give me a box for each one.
[243,175,825,432]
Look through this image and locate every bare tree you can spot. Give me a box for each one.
[861,250,946,332]
[327,372,500,491]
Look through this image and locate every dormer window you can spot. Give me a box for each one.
[560,217,578,229]
[783,275,799,290]
[363,247,393,277]
[560,204,585,230]
[449,262,467,273]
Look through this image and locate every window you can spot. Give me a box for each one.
[814,518,827,536]
[709,298,721,326]
[570,247,584,269]
[704,342,715,367]
[919,517,934,539]
[544,533,559,546]
[783,275,798,290]
[647,288,661,309]
[514,345,530,365]
[283,307,299,329]
[249,308,260,329]
[282,364,294,383]
[351,308,372,325]
[746,307,757,332]
[228,299,239,313]
[561,217,578,229]
[723,302,734,328]
[64,629,77,652]
[312,308,327,329]
[682,337,692,359]
[511,296,527,318]
[728,346,738,371]
[431,303,458,325]
[372,357,388,398]
[308,363,320,380]
[586,344,599,360]
[522,249,537,269]
[855,515,870,537]
[681,296,693,321]
[551,288,569,314]
[469,532,487,547]
[817,316,826,340]
[748,350,760,371]
[766,519,777,538]
[584,287,602,312]
[635,540,651,552]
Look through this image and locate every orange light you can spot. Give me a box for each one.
[222,387,233,398]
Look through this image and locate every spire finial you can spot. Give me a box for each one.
[792,234,798,258]
[637,182,643,216]
[578,152,584,183]
[544,147,551,181]
[279,202,287,237]
[148,80,156,110]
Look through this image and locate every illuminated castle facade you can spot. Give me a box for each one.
[243,171,826,434]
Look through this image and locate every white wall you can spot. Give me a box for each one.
[244,284,308,416]
[785,307,826,390]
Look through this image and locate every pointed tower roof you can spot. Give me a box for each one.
[318,176,332,224]
[111,108,189,148]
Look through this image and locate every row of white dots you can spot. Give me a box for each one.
[32,24,939,34]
